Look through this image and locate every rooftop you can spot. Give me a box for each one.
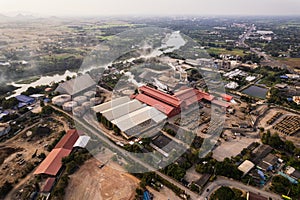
[238,160,255,175]
[15,95,34,103]
[41,177,56,193]
[34,148,71,176]
[139,85,180,107]
[54,129,79,150]
[55,74,96,96]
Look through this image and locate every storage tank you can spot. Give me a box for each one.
[82,102,93,110]
[84,91,96,98]
[73,106,86,117]
[52,95,71,106]
[62,101,78,112]
[73,96,88,105]
[90,97,102,105]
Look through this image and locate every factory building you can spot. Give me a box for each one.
[34,129,83,176]
[55,74,96,97]
[133,85,230,117]
[92,96,167,139]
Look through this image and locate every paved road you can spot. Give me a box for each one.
[199,177,282,200]
[50,105,200,200]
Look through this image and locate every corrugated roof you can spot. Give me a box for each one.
[54,129,79,150]
[55,74,96,96]
[15,95,34,103]
[92,96,130,113]
[34,148,71,176]
[139,86,180,107]
[102,99,145,121]
[135,93,175,116]
[248,192,268,200]
[238,160,255,175]
[175,88,203,107]
[73,135,91,148]
[212,99,230,108]
[41,178,56,193]
[221,93,233,101]
[111,106,163,132]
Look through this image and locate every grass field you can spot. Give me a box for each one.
[275,57,300,68]
[207,47,246,56]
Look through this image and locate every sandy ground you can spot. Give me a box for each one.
[0,117,67,185]
[213,137,259,161]
[184,166,202,183]
[64,158,139,200]
[147,186,182,200]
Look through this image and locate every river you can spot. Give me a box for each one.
[8,31,186,97]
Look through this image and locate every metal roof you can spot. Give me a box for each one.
[135,93,176,116]
[41,178,56,193]
[15,95,34,103]
[34,148,71,176]
[238,160,255,175]
[54,129,79,150]
[139,85,180,107]
[92,96,130,113]
[111,106,167,132]
[101,99,145,121]
[73,135,91,148]
[55,74,96,96]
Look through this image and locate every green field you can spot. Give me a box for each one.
[207,47,246,56]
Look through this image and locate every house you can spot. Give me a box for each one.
[257,154,279,172]
[40,177,56,194]
[194,174,211,189]
[246,192,267,200]
[238,160,255,176]
[34,130,80,176]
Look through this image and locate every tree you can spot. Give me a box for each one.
[41,105,54,116]
[211,186,235,200]
[0,181,13,198]
[2,97,18,109]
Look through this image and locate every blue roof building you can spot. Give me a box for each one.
[15,95,35,104]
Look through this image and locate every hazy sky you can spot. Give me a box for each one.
[1,0,300,16]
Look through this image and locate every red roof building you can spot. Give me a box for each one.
[54,129,79,150]
[221,93,233,102]
[212,100,230,108]
[134,86,230,117]
[34,129,81,176]
[34,148,71,176]
[41,177,56,193]
[135,93,180,117]
[139,86,180,107]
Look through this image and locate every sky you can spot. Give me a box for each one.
[0,0,300,16]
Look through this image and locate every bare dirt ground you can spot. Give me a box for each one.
[147,186,182,200]
[1,116,69,197]
[184,166,202,183]
[64,158,139,200]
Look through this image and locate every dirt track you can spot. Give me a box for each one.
[64,158,139,200]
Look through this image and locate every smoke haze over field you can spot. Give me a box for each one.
[0,0,300,17]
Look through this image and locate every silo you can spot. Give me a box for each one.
[73,106,86,117]
[73,96,88,105]
[62,101,78,112]
[84,91,96,98]
[52,95,71,106]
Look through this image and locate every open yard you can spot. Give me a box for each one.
[213,137,259,161]
[64,158,139,200]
